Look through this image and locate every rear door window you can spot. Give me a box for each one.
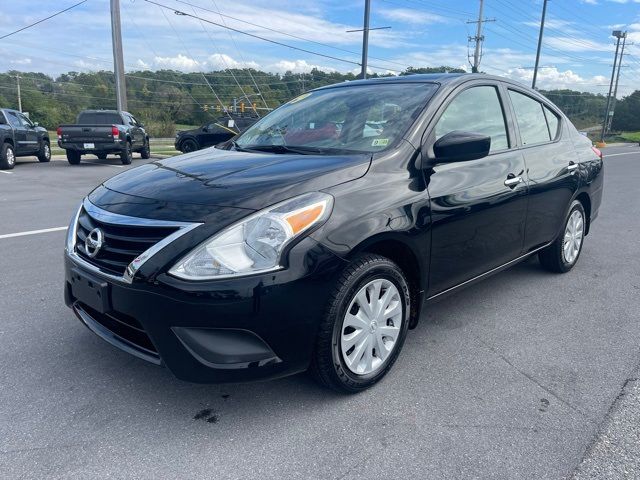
[508,90,551,145]
[435,86,509,152]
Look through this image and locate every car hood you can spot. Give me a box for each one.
[102,147,371,211]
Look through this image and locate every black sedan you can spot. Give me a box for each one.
[64,73,603,393]
[174,115,258,153]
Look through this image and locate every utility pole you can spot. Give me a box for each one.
[467,0,494,73]
[608,33,628,133]
[15,75,22,112]
[601,30,625,142]
[110,0,127,111]
[532,0,548,89]
[347,0,390,80]
[360,0,371,79]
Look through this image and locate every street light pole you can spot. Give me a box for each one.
[110,0,127,111]
[532,0,548,89]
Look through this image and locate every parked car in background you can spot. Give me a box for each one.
[57,110,150,165]
[174,114,258,153]
[64,74,603,393]
[0,108,51,169]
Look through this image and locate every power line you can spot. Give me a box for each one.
[0,0,88,40]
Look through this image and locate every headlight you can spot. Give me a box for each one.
[168,192,333,280]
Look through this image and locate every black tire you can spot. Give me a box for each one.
[140,138,151,159]
[37,140,51,163]
[310,254,411,393]
[96,153,107,160]
[66,150,81,165]
[120,141,132,165]
[0,142,16,170]
[181,138,198,153]
[539,199,586,273]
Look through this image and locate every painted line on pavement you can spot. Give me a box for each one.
[0,226,67,240]
[0,170,13,175]
[605,152,639,157]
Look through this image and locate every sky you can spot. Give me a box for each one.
[1,0,640,95]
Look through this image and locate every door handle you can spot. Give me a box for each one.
[504,174,523,188]
[568,162,579,174]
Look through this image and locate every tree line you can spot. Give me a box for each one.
[0,67,635,136]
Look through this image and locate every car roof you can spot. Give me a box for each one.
[312,72,526,90]
[80,110,122,114]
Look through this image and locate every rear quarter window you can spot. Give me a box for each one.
[543,106,560,140]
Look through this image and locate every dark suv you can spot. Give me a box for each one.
[64,74,603,393]
[0,108,51,169]
[175,114,258,153]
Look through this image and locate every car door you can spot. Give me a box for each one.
[506,88,580,250]
[126,114,143,148]
[200,123,220,148]
[17,112,39,154]
[425,83,529,295]
[6,111,30,154]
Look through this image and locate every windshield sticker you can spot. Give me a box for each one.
[371,138,389,147]
[288,92,312,104]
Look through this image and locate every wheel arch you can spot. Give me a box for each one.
[348,234,426,329]
[575,191,592,235]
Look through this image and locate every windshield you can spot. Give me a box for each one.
[235,83,438,154]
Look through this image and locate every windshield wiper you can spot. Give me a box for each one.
[238,144,315,155]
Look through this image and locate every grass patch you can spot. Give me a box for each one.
[617,131,640,143]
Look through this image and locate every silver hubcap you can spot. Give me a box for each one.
[340,279,402,375]
[563,209,584,264]
[7,147,15,165]
[44,144,50,158]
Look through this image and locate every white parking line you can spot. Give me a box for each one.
[0,226,67,240]
[605,152,639,157]
[0,170,13,175]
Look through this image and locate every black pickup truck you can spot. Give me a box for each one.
[57,110,150,165]
[0,108,51,170]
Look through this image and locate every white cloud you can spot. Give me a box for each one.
[267,59,337,74]
[152,54,203,71]
[207,53,259,70]
[379,8,449,25]
[10,58,32,66]
[503,67,609,91]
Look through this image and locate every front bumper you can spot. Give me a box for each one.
[64,237,346,383]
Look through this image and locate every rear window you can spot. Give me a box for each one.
[77,112,122,125]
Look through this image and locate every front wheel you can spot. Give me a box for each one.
[180,138,198,153]
[37,140,51,162]
[120,141,132,165]
[310,254,411,393]
[539,200,586,273]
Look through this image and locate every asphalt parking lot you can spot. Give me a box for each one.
[1,146,639,479]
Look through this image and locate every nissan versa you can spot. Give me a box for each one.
[64,74,603,393]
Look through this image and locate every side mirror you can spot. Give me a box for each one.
[432,131,491,163]
[138,123,144,128]
[33,122,39,127]
[202,126,209,132]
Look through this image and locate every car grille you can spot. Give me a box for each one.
[75,207,179,276]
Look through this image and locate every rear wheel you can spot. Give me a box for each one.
[0,143,16,170]
[539,200,586,273]
[310,254,411,393]
[66,150,81,165]
[181,138,198,153]
[140,138,151,159]
[120,141,132,165]
[37,140,51,162]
